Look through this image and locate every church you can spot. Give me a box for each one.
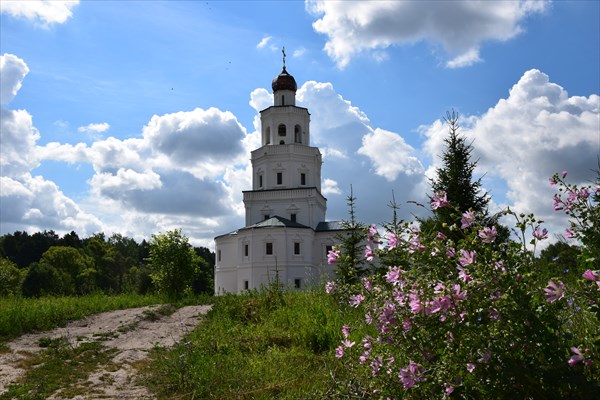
[214,58,344,294]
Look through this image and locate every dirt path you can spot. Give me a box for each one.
[0,304,212,399]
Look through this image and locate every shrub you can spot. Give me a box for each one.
[327,172,599,398]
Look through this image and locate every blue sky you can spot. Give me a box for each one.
[1,0,599,248]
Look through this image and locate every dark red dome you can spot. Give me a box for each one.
[272,67,297,92]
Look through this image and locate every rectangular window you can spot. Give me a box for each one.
[294,242,300,255]
[264,214,270,220]
[266,242,273,255]
[259,175,263,188]
[294,278,302,289]
[277,172,283,185]
[244,280,249,290]
[244,244,249,257]
[217,249,222,262]
[290,213,297,222]
[300,173,306,186]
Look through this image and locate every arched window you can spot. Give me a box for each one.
[278,124,286,136]
[281,95,285,105]
[294,125,301,143]
[265,127,271,144]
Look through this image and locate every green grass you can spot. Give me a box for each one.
[146,287,361,399]
[0,293,174,342]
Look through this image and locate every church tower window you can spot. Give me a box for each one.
[277,172,283,185]
[294,125,301,143]
[266,242,273,255]
[278,124,286,136]
[294,242,300,255]
[300,173,306,186]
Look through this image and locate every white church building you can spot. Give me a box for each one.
[214,60,344,294]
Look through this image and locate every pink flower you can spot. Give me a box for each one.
[444,383,455,395]
[544,280,565,303]
[386,266,403,285]
[431,191,449,209]
[342,339,355,348]
[335,346,344,359]
[478,226,497,243]
[342,325,350,338]
[460,211,476,229]
[386,232,399,249]
[458,250,476,266]
[325,281,336,294]
[553,194,563,211]
[363,277,372,291]
[367,224,379,242]
[578,188,590,199]
[532,226,548,240]
[365,245,374,262]
[446,247,456,258]
[562,170,567,178]
[568,347,585,367]
[349,294,365,307]
[565,228,576,239]
[467,363,476,373]
[399,361,423,389]
[436,231,447,240]
[457,266,471,282]
[327,248,340,264]
[583,269,599,281]
[549,177,557,188]
[371,356,383,376]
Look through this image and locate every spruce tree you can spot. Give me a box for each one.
[430,110,489,221]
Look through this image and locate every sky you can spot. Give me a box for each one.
[1,0,599,249]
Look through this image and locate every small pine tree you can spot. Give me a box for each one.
[335,186,366,286]
[430,110,489,223]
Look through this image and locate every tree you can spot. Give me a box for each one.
[430,110,489,221]
[147,229,199,299]
[334,187,367,286]
[38,246,95,294]
[0,257,24,296]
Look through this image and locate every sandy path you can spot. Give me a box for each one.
[0,304,212,399]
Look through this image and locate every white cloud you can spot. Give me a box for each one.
[78,122,110,134]
[358,128,424,181]
[446,48,482,69]
[293,47,306,58]
[322,178,341,195]
[256,36,272,49]
[0,0,79,28]
[421,69,599,240]
[1,54,30,104]
[307,0,548,68]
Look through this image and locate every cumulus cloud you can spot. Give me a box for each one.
[358,128,424,181]
[0,54,102,236]
[296,80,429,223]
[421,69,599,238]
[1,53,30,104]
[0,0,79,28]
[307,0,548,68]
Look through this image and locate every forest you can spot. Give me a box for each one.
[0,230,215,297]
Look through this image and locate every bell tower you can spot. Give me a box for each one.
[243,53,325,229]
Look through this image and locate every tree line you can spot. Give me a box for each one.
[0,229,215,298]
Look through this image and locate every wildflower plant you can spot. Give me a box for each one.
[327,173,599,398]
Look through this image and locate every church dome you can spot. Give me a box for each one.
[272,67,297,92]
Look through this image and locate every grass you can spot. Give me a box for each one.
[145,286,361,399]
[0,340,117,400]
[0,292,212,343]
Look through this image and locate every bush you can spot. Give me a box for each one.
[327,172,599,398]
